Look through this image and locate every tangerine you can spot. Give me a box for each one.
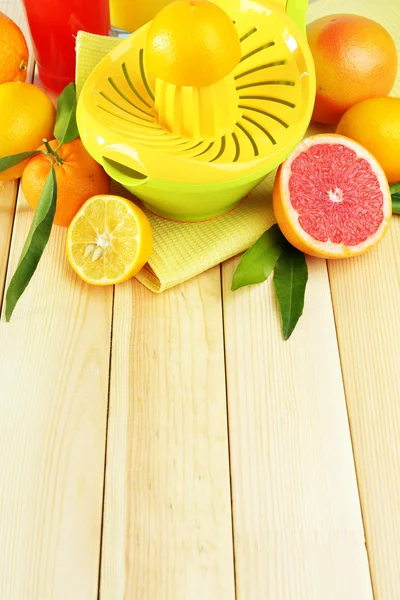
[21,139,110,227]
[0,12,29,84]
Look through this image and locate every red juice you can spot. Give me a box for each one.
[22,0,110,93]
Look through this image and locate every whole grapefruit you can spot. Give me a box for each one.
[307,14,398,125]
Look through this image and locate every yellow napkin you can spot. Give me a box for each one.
[75,0,400,293]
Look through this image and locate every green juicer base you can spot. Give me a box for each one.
[113,172,268,222]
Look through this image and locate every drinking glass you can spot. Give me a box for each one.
[22,0,110,93]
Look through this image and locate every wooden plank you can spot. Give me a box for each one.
[0,4,112,599]
[100,269,235,600]
[222,256,373,600]
[0,192,113,600]
[328,221,400,599]
[307,1,400,597]
[0,180,18,299]
[0,189,112,600]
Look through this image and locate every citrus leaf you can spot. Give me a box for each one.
[5,166,57,321]
[391,182,400,215]
[231,224,286,291]
[273,246,308,341]
[0,150,42,173]
[54,83,79,145]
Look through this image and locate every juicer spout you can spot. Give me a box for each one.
[250,0,308,32]
[102,147,148,187]
[285,0,308,32]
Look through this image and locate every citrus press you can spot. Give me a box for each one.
[77,0,315,221]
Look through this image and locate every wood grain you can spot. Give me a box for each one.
[0,4,112,599]
[100,269,235,600]
[306,0,400,597]
[0,180,18,300]
[222,256,373,600]
[0,184,112,600]
[0,185,112,600]
[328,221,400,600]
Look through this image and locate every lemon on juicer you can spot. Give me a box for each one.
[145,0,242,88]
[145,0,242,139]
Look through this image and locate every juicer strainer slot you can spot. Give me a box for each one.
[235,60,288,79]
[139,49,155,101]
[240,40,276,62]
[239,26,257,42]
[121,62,152,108]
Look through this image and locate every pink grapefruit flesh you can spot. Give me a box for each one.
[273,134,392,258]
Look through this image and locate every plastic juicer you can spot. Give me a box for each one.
[77,0,316,221]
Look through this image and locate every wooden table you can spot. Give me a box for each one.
[1,0,400,598]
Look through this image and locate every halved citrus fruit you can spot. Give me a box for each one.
[145,0,241,87]
[273,134,391,258]
[66,195,153,285]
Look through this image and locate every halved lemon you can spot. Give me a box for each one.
[66,195,153,285]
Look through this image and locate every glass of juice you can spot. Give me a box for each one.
[22,0,110,93]
[110,0,174,37]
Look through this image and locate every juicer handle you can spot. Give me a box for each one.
[255,0,309,32]
[101,149,148,188]
[285,0,309,32]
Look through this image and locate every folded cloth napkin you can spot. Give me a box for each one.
[75,0,399,292]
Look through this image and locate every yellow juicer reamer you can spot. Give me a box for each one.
[77,0,316,221]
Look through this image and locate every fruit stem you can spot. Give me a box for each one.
[19,60,27,71]
[43,138,64,165]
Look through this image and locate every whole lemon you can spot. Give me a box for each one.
[336,97,400,184]
[0,82,56,180]
[308,14,398,124]
[145,0,241,87]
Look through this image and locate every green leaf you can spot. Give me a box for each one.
[54,83,79,145]
[231,224,286,291]
[273,245,308,341]
[0,150,42,173]
[390,182,400,215]
[5,166,57,321]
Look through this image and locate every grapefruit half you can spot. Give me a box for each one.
[273,134,392,259]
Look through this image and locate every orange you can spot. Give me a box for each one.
[0,12,29,84]
[273,134,391,259]
[337,97,400,185]
[145,0,241,87]
[22,139,110,227]
[0,82,56,180]
[307,14,398,125]
[66,195,153,286]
